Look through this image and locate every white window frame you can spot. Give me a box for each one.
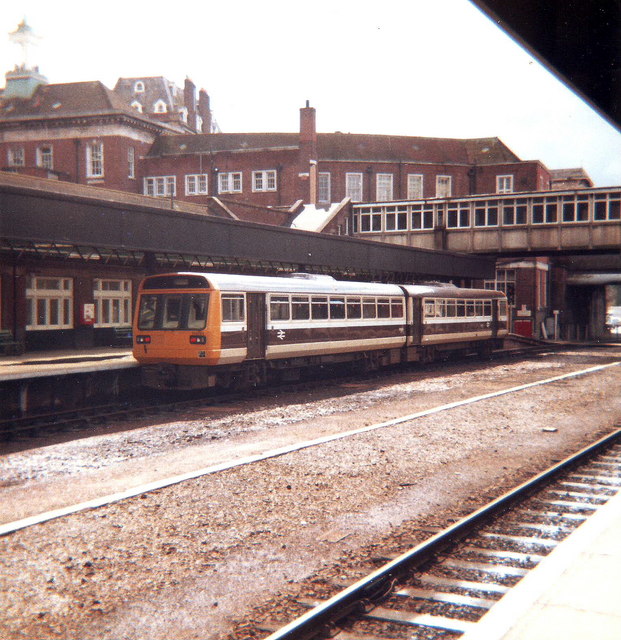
[218,172,242,193]
[252,170,277,192]
[134,81,145,93]
[130,100,143,113]
[346,172,363,202]
[26,277,73,330]
[497,175,514,194]
[144,176,176,197]
[128,147,135,179]
[185,173,209,196]
[407,174,423,199]
[36,145,54,170]
[93,279,132,327]
[376,173,394,201]
[153,99,168,113]
[8,147,25,167]
[436,175,452,198]
[86,141,104,178]
[318,172,331,204]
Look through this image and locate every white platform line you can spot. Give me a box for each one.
[1,360,619,537]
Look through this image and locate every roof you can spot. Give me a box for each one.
[113,76,185,115]
[550,167,593,183]
[0,81,182,131]
[147,131,521,165]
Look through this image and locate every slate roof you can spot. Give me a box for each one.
[113,76,185,115]
[0,81,179,131]
[148,131,521,165]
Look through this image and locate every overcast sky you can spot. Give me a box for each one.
[2,0,621,187]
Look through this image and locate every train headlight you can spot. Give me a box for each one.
[136,335,151,344]
[189,335,206,344]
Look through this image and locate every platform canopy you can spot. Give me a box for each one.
[0,173,494,283]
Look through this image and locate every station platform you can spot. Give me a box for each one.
[0,347,137,382]
[462,482,621,640]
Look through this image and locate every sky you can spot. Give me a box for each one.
[2,0,621,187]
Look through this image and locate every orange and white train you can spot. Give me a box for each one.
[133,272,508,389]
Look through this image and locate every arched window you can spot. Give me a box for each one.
[134,81,145,93]
[131,100,143,113]
[153,99,167,113]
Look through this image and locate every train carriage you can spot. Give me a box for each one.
[133,272,508,390]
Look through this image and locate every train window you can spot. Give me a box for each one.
[446,300,456,317]
[499,300,508,317]
[138,294,158,329]
[391,299,404,318]
[346,297,362,319]
[291,296,310,320]
[329,297,346,319]
[466,301,476,317]
[456,300,466,317]
[187,294,209,329]
[311,296,329,320]
[222,294,245,323]
[484,301,492,316]
[424,300,435,317]
[163,296,183,328]
[270,296,290,321]
[475,301,484,317]
[362,298,376,319]
[377,298,391,318]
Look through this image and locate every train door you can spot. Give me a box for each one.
[410,297,423,345]
[491,299,499,339]
[246,293,266,359]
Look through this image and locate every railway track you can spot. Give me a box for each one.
[0,343,555,441]
[259,428,621,640]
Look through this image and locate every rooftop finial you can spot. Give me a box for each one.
[9,18,40,70]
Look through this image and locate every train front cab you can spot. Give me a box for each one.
[133,273,240,389]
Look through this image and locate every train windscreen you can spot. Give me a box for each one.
[138,293,209,330]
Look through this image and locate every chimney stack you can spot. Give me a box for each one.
[198,89,212,133]
[184,77,197,130]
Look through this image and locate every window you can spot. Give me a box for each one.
[562,195,589,222]
[329,297,346,319]
[291,296,310,320]
[436,175,452,198]
[134,81,145,93]
[26,277,73,330]
[447,202,470,228]
[37,146,53,170]
[311,296,329,320]
[218,172,242,193]
[411,204,434,229]
[532,197,558,224]
[128,147,135,179]
[407,174,423,199]
[496,175,514,193]
[318,172,331,204]
[346,297,362,319]
[502,199,527,225]
[358,207,382,232]
[8,147,25,167]
[474,201,499,227]
[93,279,132,327]
[185,174,209,195]
[346,173,363,202]
[153,99,168,113]
[270,296,291,321]
[376,174,394,201]
[594,193,621,221]
[144,176,176,197]
[385,206,408,231]
[86,141,104,178]
[138,293,209,330]
[131,101,143,113]
[252,170,277,192]
[485,269,516,305]
[222,294,245,322]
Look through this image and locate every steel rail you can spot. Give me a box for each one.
[264,427,621,640]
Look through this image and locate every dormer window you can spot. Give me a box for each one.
[180,107,188,123]
[153,99,167,114]
[131,101,143,113]
[134,81,145,93]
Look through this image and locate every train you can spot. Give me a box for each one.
[132,272,508,390]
